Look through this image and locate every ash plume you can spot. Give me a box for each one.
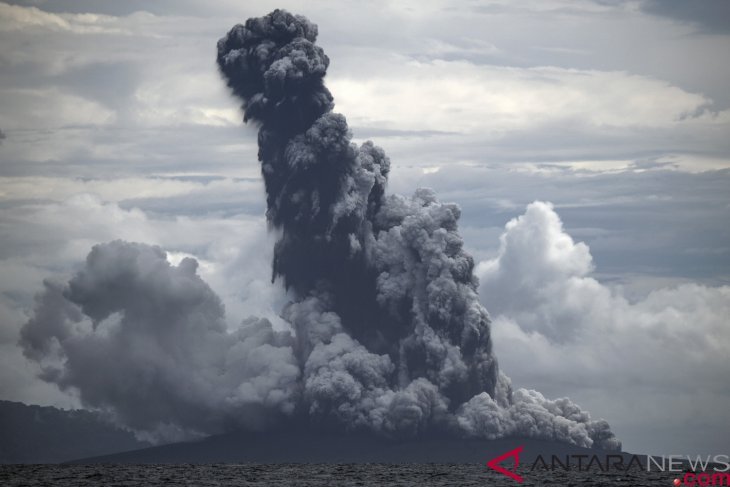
[216,8,499,412]
[20,10,620,451]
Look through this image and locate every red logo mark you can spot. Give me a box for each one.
[487,445,524,483]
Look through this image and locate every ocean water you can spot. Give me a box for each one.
[0,463,677,486]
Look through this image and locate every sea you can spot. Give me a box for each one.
[0,463,679,486]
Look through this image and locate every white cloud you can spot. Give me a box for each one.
[0,88,116,129]
[477,201,730,454]
[329,61,722,135]
[132,71,242,128]
[0,2,142,35]
[0,2,73,32]
[0,176,200,202]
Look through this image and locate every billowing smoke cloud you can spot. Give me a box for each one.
[216,7,500,417]
[19,10,620,450]
[20,241,300,441]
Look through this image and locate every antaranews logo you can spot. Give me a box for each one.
[486,448,730,485]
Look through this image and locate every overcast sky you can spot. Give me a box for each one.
[0,0,728,455]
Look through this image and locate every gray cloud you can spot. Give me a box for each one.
[4,1,157,16]
[641,0,730,34]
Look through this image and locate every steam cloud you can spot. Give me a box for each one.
[20,10,620,450]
